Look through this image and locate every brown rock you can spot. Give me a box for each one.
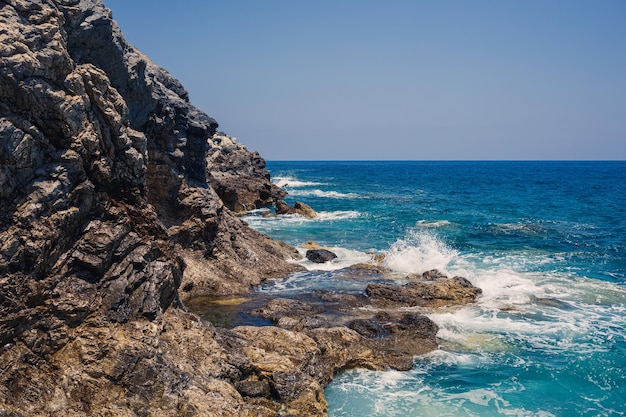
[366,274,483,308]
[276,200,318,218]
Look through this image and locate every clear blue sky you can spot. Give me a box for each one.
[104,0,626,160]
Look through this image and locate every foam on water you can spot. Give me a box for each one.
[326,367,557,417]
[295,246,372,271]
[416,219,454,228]
[243,210,362,234]
[272,175,323,188]
[326,231,626,416]
[259,161,626,416]
[285,188,361,199]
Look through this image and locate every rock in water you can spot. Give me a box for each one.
[275,199,318,218]
[366,273,483,307]
[306,249,338,263]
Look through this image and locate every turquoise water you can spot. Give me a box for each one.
[244,161,626,416]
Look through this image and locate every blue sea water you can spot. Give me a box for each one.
[244,161,626,417]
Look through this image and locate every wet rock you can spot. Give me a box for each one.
[253,298,326,325]
[276,200,318,218]
[306,249,338,263]
[366,273,482,307]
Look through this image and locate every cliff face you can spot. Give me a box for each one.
[0,2,470,415]
[0,0,305,414]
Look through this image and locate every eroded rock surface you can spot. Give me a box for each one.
[275,200,318,218]
[366,271,483,308]
[207,132,286,213]
[0,1,482,416]
[0,0,301,415]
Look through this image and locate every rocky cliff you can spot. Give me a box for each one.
[0,1,482,416]
[0,0,305,414]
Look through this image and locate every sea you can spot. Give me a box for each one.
[242,161,626,417]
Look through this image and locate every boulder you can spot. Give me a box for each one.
[294,201,318,218]
[306,249,338,263]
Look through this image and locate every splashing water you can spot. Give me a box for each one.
[248,161,626,416]
[383,229,459,275]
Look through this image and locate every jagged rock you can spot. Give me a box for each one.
[306,249,338,263]
[235,379,272,398]
[249,296,439,375]
[276,200,318,218]
[0,1,483,416]
[207,132,286,213]
[366,273,483,308]
[0,1,302,415]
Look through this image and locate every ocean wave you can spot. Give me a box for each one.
[272,175,323,188]
[244,210,361,226]
[326,366,545,417]
[382,229,458,275]
[416,220,453,228]
[317,210,361,220]
[285,188,361,199]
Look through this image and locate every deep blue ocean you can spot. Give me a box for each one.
[243,161,626,417]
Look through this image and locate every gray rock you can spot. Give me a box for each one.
[0,1,304,415]
[235,379,272,398]
[306,249,338,263]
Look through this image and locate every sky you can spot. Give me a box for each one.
[104,0,626,160]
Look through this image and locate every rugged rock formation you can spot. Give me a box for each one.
[0,1,483,416]
[275,200,318,218]
[207,132,286,213]
[366,270,483,308]
[0,0,302,415]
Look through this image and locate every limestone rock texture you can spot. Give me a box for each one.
[0,0,303,415]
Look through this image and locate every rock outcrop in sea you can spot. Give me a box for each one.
[0,1,482,415]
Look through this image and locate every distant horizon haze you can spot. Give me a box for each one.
[104,0,626,161]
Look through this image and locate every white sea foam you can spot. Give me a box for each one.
[382,229,458,275]
[295,246,372,271]
[416,219,453,228]
[272,175,323,188]
[326,366,549,417]
[285,188,361,199]
[317,210,361,221]
[243,210,361,229]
